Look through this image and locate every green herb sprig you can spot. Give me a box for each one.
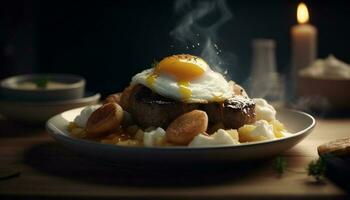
[273,155,327,181]
[33,76,49,89]
[273,156,287,176]
[307,156,327,181]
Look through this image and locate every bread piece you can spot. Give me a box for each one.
[318,137,350,156]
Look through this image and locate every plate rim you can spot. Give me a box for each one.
[46,106,316,151]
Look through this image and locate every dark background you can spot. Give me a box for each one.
[1,0,349,96]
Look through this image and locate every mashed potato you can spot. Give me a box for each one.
[74,105,101,128]
[143,127,166,147]
[253,98,276,121]
[189,129,239,147]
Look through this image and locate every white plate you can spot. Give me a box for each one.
[46,107,315,163]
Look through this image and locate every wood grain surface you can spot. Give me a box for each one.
[0,116,349,199]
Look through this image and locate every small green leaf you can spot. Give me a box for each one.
[33,76,49,88]
[273,156,287,175]
[307,156,327,181]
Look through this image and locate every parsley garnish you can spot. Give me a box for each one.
[273,156,287,176]
[33,76,49,89]
[307,156,327,181]
[273,155,328,181]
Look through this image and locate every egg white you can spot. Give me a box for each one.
[131,68,233,103]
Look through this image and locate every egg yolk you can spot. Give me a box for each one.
[178,81,192,101]
[147,54,208,102]
[156,55,206,81]
[146,74,157,89]
[212,93,225,102]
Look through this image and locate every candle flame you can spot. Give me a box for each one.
[297,3,309,24]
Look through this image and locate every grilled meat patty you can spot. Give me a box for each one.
[127,84,256,129]
[202,96,256,129]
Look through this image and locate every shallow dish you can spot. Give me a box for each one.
[46,107,315,163]
[0,93,100,123]
[298,76,350,109]
[0,74,85,101]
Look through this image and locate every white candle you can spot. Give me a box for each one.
[291,3,317,74]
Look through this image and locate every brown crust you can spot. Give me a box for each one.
[202,96,256,129]
[120,85,139,111]
[128,85,199,128]
[318,137,350,156]
[127,84,255,129]
[86,103,124,138]
[166,110,208,145]
[105,93,122,104]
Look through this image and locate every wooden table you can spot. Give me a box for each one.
[0,116,349,199]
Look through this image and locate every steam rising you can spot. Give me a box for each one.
[170,0,327,115]
[170,0,235,77]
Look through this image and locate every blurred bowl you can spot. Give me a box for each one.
[0,74,85,101]
[0,92,100,123]
[298,76,350,109]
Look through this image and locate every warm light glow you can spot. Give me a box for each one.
[297,3,309,24]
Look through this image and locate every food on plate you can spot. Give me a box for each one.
[202,95,256,129]
[127,84,199,128]
[73,105,100,128]
[17,80,70,90]
[85,103,124,138]
[318,137,350,157]
[67,54,289,147]
[105,92,122,104]
[166,110,208,145]
[189,129,239,147]
[299,55,350,79]
[131,55,233,103]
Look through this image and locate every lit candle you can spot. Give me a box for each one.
[291,3,317,74]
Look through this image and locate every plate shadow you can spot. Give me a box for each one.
[23,142,270,187]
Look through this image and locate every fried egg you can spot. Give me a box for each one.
[131,54,233,103]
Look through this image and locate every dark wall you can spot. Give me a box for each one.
[1,0,350,96]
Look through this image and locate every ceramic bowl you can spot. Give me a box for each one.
[298,76,350,109]
[0,74,85,101]
[0,93,100,123]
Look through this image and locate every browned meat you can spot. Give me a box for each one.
[127,84,255,129]
[202,96,256,129]
[128,85,199,128]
